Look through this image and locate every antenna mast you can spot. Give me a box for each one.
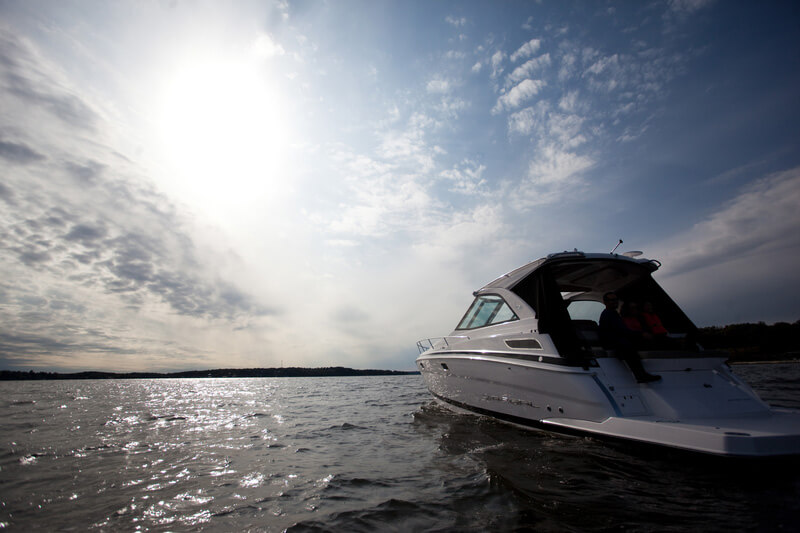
[610,239,623,254]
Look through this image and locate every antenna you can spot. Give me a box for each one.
[610,239,623,254]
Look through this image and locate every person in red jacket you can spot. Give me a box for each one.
[621,301,646,332]
[642,301,668,336]
[599,293,661,383]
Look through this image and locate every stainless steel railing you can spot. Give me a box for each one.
[416,336,469,354]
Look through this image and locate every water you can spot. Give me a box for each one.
[1,364,799,532]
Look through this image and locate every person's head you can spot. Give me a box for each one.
[621,301,639,317]
[603,292,619,310]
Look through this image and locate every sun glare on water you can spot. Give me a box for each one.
[156,54,291,219]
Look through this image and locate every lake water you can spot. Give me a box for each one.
[1,364,799,531]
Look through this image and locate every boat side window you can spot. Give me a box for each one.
[456,295,519,330]
[567,300,606,323]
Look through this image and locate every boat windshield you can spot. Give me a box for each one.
[456,294,519,330]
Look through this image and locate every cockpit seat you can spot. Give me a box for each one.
[572,319,602,347]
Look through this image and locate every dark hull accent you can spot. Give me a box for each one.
[428,351,597,368]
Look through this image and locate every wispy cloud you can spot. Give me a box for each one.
[510,144,594,208]
[506,53,552,87]
[0,138,46,165]
[252,33,285,58]
[657,167,800,277]
[445,16,467,27]
[490,50,505,78]
[426,77,453,94]
[0,32,98,132]
[508,101,549,136]
[493,79,545,113]
[510,38,542,62]
[651,165,800,325]
[668,0,715,14]
[440,160,487,195]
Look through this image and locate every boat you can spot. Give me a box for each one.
[415,250,800,457]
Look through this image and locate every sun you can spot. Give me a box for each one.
[155,54,291,219]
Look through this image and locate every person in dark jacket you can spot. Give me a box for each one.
[599,292,661,383]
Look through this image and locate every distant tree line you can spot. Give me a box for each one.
[696,320,800,362]
[0,366,419,381]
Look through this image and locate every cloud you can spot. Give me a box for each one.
[439,160,487,195]
[508,101,549,136]
[577,45,681,103]
[522,16,534,31]
[510,38,542,62]
[585,53,619,76]
[493,79,545,113]
[490,50,505,78]
[411,203,511,265]
[375,112,442,172]
[668,0,715,14]
[322,133,438,239]
[435,96,468,119]
[558,51,578,81]
[511,144,594,208]
[445,16,467,27]
[444,49,466,60]
[426,77,453,94]
[0,182,15,205]
[558,90,581,113]
[275,0,290,20]
[253,33,285,57]
[0,138,46,164]
[2,173,275,321]
[331,304,370,324]
[0,31,98,131]
[63,159,105,184]
[547,113,587,148]
[656,167,800,277]
[649,166,800,326]
[506,53,552,87]
[527,145,594,186]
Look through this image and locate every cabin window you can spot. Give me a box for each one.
[566,300,606,323]
[456,295,519,330]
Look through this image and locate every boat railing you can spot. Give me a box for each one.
[416,336,470,354]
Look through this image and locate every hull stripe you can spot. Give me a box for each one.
[420,350,596,368]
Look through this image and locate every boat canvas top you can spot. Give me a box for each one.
[478,251,659,294]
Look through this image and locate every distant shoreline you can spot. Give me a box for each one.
[0,367,420,381]
[728,359,800,365]
[3,359,800,380]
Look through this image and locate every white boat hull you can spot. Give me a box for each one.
[417,351,800,457]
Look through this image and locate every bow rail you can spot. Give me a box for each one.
[416,336,470,354]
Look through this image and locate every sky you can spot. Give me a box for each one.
[1,0,799,373]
